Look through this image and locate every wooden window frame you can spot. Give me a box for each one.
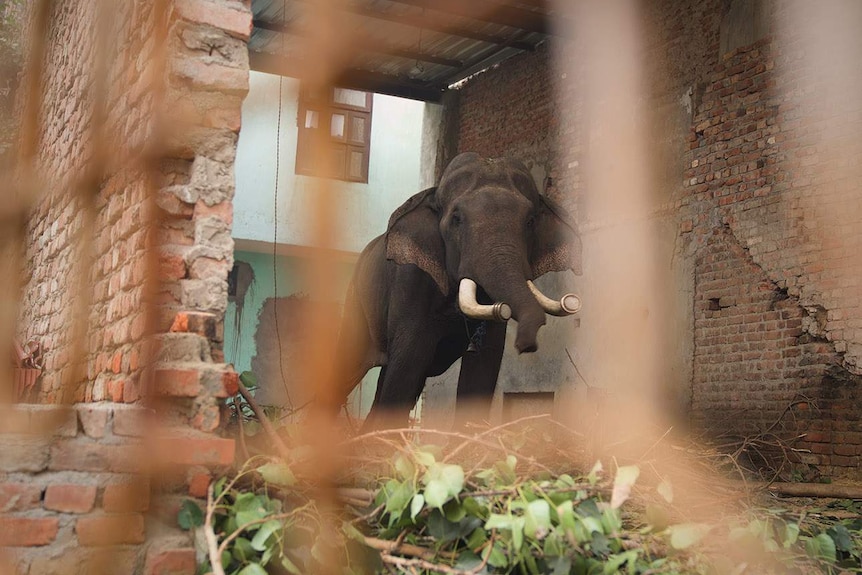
[296,85,373,183]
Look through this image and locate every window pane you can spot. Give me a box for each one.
[349,115,366,144]
[330,113,345,138]
[331,146,346,179]
[333,88,368,108]
[348,149,365,180]
[304,110,319,129]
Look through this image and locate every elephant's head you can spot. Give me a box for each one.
[386,152,582,353]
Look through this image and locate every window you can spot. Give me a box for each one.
[296,85,372,183]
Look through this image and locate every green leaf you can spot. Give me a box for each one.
[557,500,575,526]
[805,533,837,563]
[177,499,204,530]
[237,563,268,575]
[251,519,282,551]
[234,493,267,528]
[384,480,414,518]
[213,476,227,499]
[827,524,853,552]
[239,371,258,389]
[427,510,462,543]
[281,555,302,575]
[444,499,467,523]
[410,493,425,520]
[657,480,674,503]
[257,462,296,487]
[485,513,513,531]
[668,523,711,550]
[482,540,509,569]
[414,449,436,467]
[342,521,365,543]
[231,537,255,563]
[782,522,800,548]
[506,455,518,471]
[524,499,551,539]
[424,479,449,510]
[466,527,487,550]
[394,455,415,480]
[610,465,640,509]
[603,551,638,574]
[440,464,465,497]
[512,516,526,553]
[551,557,572,575]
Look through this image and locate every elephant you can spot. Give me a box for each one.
[326,152,582,430]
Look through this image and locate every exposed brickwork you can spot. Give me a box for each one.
[679,2,862,474]
[445,0,861,476]
[10,0,250,572]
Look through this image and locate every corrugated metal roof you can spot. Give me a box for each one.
[249,0,559,102]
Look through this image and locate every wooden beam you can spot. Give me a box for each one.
[336,3,538,52]
[253,18,464,68]
[248,50,444,102]
[387,0,548,35]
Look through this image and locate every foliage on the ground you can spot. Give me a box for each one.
[179,439,862,575]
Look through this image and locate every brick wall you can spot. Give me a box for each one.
[7,0,252,572]
[680,1,862,474]
[443,0,862,476]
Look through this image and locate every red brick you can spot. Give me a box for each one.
[0,517,59,546]
[108,379,125,403]
[44,484,97,513]
[221,370,239,397]
[103,477,151,512]
[50,439,144,473]
[159,253,187,281]
[113,406,151,437]
[76,514,146,546]
[144,548,197,575]
[187,468,211,498]
[154,368,201,397]
[0,483,43,512]
[156,435,235,466]
[111,351,123,373]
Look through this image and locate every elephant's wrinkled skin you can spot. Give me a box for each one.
[327,153,582,429]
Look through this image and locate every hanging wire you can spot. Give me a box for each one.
[273,0,293,408]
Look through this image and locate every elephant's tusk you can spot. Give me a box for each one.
[527,280,581,316]
[458,279,512,322]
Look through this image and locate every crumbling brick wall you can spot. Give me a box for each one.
[443,0,862,475]
[6,0,252,572]
[681,1,862,475]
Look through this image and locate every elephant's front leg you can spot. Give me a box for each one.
[362,326,442,431]
[454,320,507,429]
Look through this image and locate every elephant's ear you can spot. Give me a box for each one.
[531,196,582,277]
[385,187,449,295]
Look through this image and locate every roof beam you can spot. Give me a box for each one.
[336,3,538,51]
[249,50,444,102]
[253,18,464,68]
[387,0,548,35]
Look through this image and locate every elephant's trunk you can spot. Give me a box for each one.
[472,267,547,354]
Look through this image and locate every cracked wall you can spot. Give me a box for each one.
[441,0,861,475]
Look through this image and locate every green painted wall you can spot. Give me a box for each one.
[224,250,379,418]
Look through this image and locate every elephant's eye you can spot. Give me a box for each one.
[525,215,536,229]
[450,211,462,225]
